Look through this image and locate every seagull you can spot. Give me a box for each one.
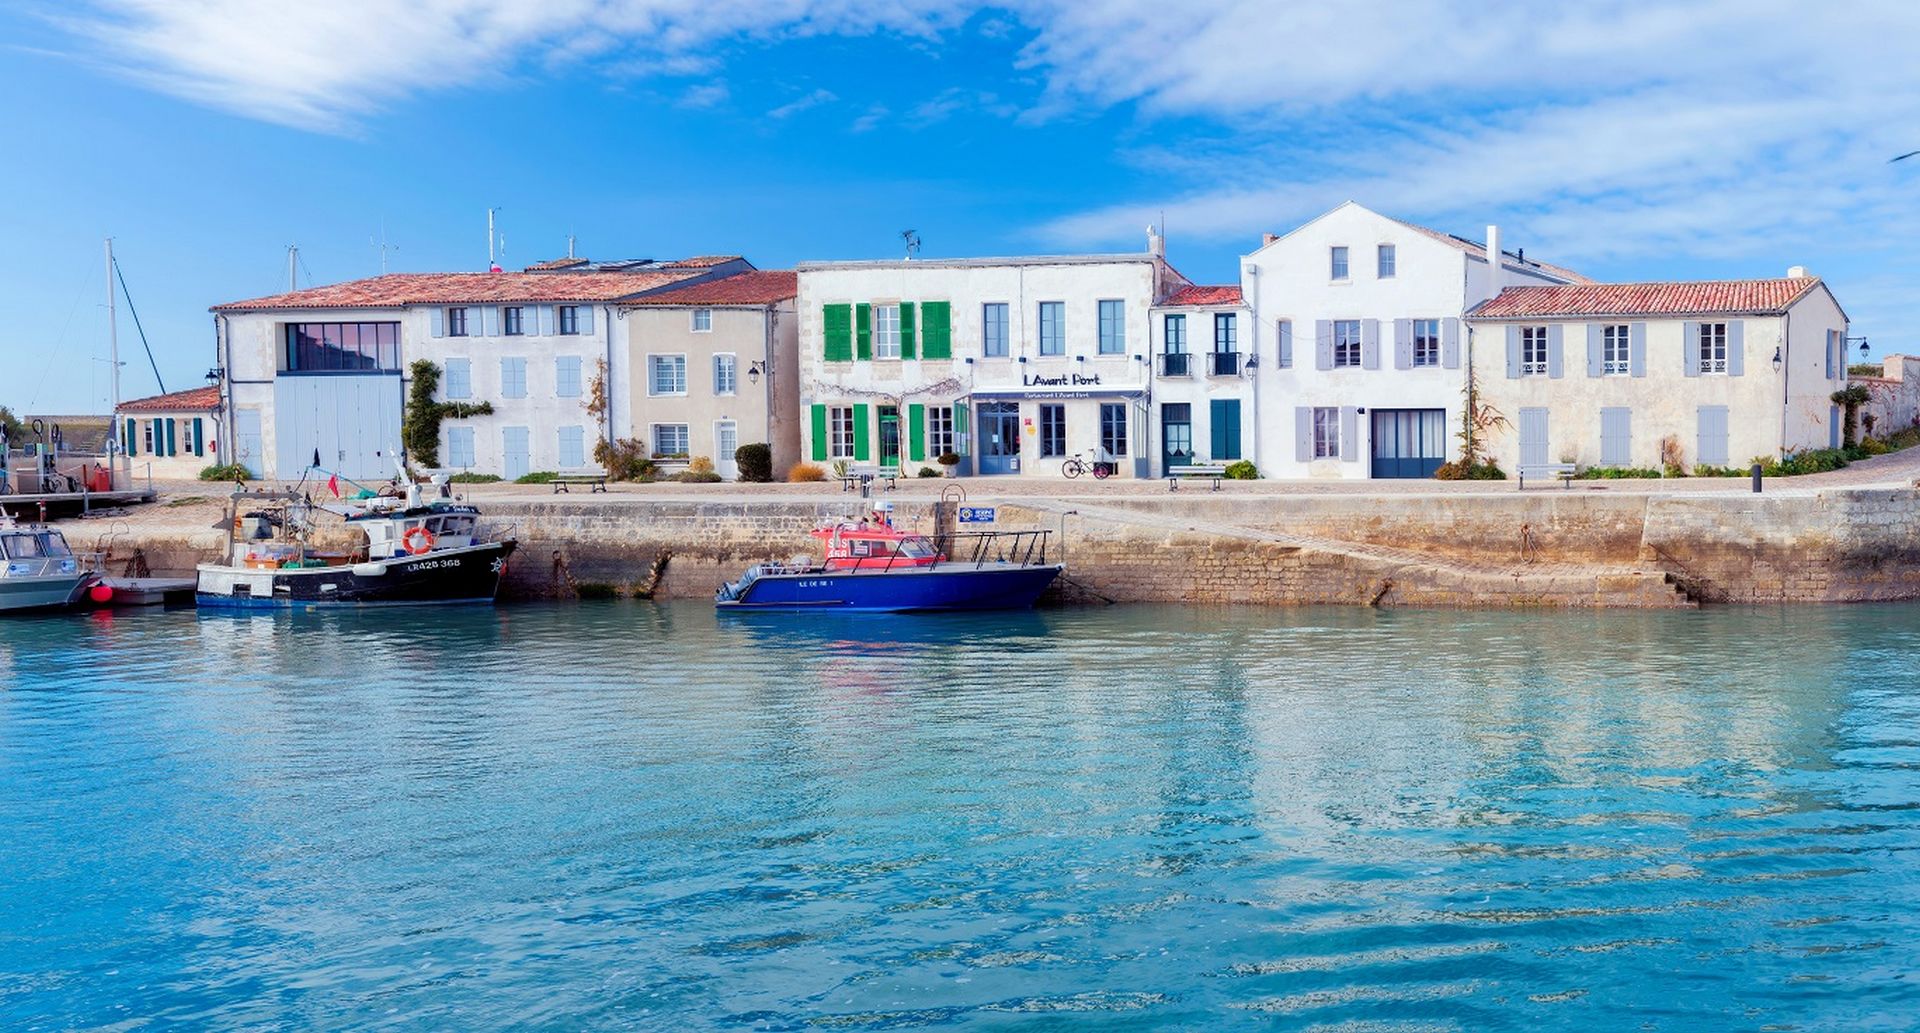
[1894,151,1920,163]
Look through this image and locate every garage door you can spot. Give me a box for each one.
[274,374,404,480]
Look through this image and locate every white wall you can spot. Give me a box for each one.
[1147,303,1254,470]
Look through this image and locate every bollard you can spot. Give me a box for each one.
[1752,463,1763,494]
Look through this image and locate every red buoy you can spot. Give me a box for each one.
[89,584,113,604]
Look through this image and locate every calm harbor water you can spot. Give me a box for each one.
[4,602,1920,1031]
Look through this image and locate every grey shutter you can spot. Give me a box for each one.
[539,305,555,336]
[1361,319,1380,370]
[580,306,595,335]
[1826,330,1836,379]
[1600,407,1631,466]
[1586,324,1603,377]
[1295,406,1312,462]
[1314,320,1332,370]
[466,306,482,337]
[1727,320,1745,376]
[430,307,445,338]
[1278,320,1292,368]
[484,306,502,337]
[1505,325,1520,379]
[1393,318,1412,370]
[1698,406,1729,466]
[1682,321,1700,377]
[1547,324,1564,379]
[1630,322,1647,378]
[1339,406,1359,462]
[1442,318,1460,369]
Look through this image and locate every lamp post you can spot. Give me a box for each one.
[746,360,764,386]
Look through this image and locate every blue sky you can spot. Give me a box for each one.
[4,1,1918,414]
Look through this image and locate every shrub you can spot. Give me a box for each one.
[788,461,827,482]
[1575,466,1663,479]
[1850,362,1884,377]
[198,462,252,481]
[594,437,654,481]
[1222,459,1259,480]
[1884,426,1920,451]
[515,470,559,484]
[916,466,941,478]
[449,472,502,483]
[401,359,493,467]
[936,451,961,467]
[734,443,773,483]
[688,455,715,475]
[1857,436,1891,457]
[830,459,851,480]
[675,470,723,483]
[1433,460,1507,480]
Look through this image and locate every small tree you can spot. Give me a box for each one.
[0,406,24,447]
[403,360,493,468]
[1831,383,1871,449]
[1455,365,1509,469]
[734,443,773,483]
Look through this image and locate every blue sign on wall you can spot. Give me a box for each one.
[958,506,996,523]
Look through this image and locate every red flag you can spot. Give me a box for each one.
[327,473,340,498]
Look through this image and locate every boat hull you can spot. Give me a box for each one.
[717,562,1062,613]
[0,572,96,613]
[196,540,517,609]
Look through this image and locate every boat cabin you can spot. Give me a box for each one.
[354,508,482,560]
[1,526,79,578]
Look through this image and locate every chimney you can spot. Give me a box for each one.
[1262,233,1279,247]
[1146,225,1165,258]
[1788,265,1809,278]
[1485,224,1503,297]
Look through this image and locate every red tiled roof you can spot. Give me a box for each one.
[211,270,705,311]
[622,270,798,307]
[117,386,221,414]
[662,255,743,269]
[1162,284,1244,307]
[1470,277,1822,319]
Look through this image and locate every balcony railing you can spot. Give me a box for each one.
[1161,353,1192,377]
[1211,351,1241,377]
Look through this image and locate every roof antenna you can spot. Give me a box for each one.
[567,232,576,259]
[371,220,399,275]
[487,207,503,272]
[902,229,921,260]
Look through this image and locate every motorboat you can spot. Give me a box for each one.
[0,511,98,613]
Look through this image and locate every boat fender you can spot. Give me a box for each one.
[402,526,436,555]
[350,562,387,577]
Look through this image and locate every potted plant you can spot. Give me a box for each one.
[937,451,961,477]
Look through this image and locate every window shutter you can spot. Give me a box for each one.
[1295,407,1312,462]
[1209,399,1226,460]
[1826,329,1836,379]
[1727,320,1745,376]
[579,306,595,335]
[1211,399,1241,460]
[1682,321,1700,377]
[1392,318,1412,370]
[1830,406,1841,449]
[921,301,951,359]
[194,417,205,457]
[908,403,925,461]
[852,403,871,460]
[1442,318,1461,369]
[1586,324,1603,377]
[810,405,828,461]
[823,304,852,361]
[1630,322,1647,378]
[165,418,177,456]
[480,306,497,337]
[539,305,555,336]
[899,302,917,360]
[1505,325,1520,379]
[430,307,445,338]
[1314,320,1332,370]
[954,404,969,456]
[125,419,136,456]
[1698,406,1730,466]
[855,304,872,361]
[1547,324,1564,379]
[1278,320,1292,368]
[1339,406,1358,462]
[1361,319,1380,370]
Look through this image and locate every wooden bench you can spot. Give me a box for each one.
[1516,463,1577,489]
[1166,463,1229,491]
[551,474,608,494]
[839,467,899,493]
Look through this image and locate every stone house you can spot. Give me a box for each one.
[117,386,224,478]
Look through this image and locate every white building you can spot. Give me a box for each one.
[1147,285,1253,471]
[116,386,226,478]
[796,234,1189,478]
[1466,275,1850,472]
[1242,202,1589,478]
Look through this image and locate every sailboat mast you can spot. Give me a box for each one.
[104,237,120,417]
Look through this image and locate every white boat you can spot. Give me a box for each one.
[0,511,97,613]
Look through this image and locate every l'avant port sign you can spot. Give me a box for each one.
[958,507,996,523]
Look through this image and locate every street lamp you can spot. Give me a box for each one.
[1771,347,1782,374]
[747,360,765,386]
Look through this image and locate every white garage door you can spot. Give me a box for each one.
[273,374,404,480]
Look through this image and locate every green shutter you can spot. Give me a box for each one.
[954,403,969,456]
[164,418,177,457]
[900,302,917,360]
[823,304,851,362]
[856,304,872,361]
[921,301,951,360]
[193,417,205,457]
[1210,399,1241,461]
[810,405,828,461]
[852,403,871,461]
[908,403,926,461]
[125,419,136,456]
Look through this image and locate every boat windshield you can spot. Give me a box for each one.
[37,532,71,557]
[0,533,45,560]
[897,537,937,559]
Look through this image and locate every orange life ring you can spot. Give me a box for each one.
[402,526,436,555]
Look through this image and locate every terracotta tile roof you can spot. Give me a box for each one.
[1387,216,1595,284]
[622,270,797,307]
[1161,284,1244,307]
[1469,277,1823,319]
[524,257,589,271]
[211,270,705,311]
[661,255,743,269]
[117,386,221,413]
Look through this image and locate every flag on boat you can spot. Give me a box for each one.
[327,473,340,498]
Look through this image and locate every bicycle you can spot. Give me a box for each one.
[1060,452,1113,479]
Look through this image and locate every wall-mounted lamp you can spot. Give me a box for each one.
[1243,354,1259,372]
[1018,356,1028,364]
[1771,347,1783,374]
[1848,335,1870,357]
[964,356,975,365]
[205,367,225,385]
[1075,355,1086,363]
[1133,354,1144,363]
[746,360,766,385]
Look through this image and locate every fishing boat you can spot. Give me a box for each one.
[196,475,516,608]
[0,511,98,613]
[716,502,1062,612]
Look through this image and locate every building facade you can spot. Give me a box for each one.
[116,386,225,478]
[796,235,1188,478]
[620,271,801,479]
[1466,275,1849,472]
[1147,285,1253,472]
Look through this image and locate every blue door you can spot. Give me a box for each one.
[1161,403,1193,473]
[1369,408,1446,478]
[977,403,1021,474]
[503,426,530,480]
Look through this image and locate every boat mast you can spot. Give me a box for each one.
[104,238,121,423]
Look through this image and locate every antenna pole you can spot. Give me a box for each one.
[287,244,298,291]
[487,207,498,270]
[104,238,121,418]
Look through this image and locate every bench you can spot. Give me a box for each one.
[551,474,608,494]
[1516,463,1577,489]
[1166,463,1229,491]
[839,467,899,493]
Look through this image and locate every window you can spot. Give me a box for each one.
[445,358,472,399]
[447,426,475,468]
[558,426,585,468]
[1100,402,1127,457]
[1212,313,1239,376]
[1603,324,1631,375]
[983,303,1009,357]
[501,358,527,398]
[714,353,737,395]
[283,322,402,372]
[1521,326,1549,376]
[1039,301,1064,355]
[828,406,856,458]
[558,305,580,335]
[1699,322,1728,374]
[649,354,687,395]
[927,406,956,459]
[1098,300,1125,354]
[1330,246,1350,280]
[692,308,712,333]
[1039,404,1066,457]
[1333,319,1362,368]
[504,306,525,336]
[447,307,468,337]
[654,424,690,457]
[874,304,901,359]
[1413,319,1440,368]
[1313,406,1340,459]
[1163,314,1189,375]
[142,420,155,454]
[1378,244,1396,278]
[555,356,581,398]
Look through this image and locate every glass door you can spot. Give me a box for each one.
[977,402,1021,474]
[1161,403,1193,474]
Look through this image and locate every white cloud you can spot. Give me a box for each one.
[766,87,837,119]
[677,81,729,109]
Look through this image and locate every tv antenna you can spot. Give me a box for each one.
[371,221,399,274]
[902,230,921,259]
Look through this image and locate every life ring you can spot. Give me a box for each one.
[402,526,436,555]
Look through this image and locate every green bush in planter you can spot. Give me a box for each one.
[734,442,774,483]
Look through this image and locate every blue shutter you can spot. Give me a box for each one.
[1505,325,1520,379]
[125,419,136,456]
[1442,318,1461,369]
[1278,320,1292,368]
[164,418,177,456]
[430,307,445,338]
[1727,321,1745,376]
[1339,406,1358,462]
[1682,322,1700,377]
[1392,319,1412,370]
[1547,324,1564,379]
[1295,407,1312,462]
[1315,320,1332,370]
[1586,324,1603,377]
[580,306,595,335]
[1630,322,1647,378]
[1360,319,1380,370]
[1209,399,1241,460]
[193,417,205,457]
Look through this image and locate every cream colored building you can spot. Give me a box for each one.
[1466,275,1849,472]
[116,386,226,478]
[619,271,800,479]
